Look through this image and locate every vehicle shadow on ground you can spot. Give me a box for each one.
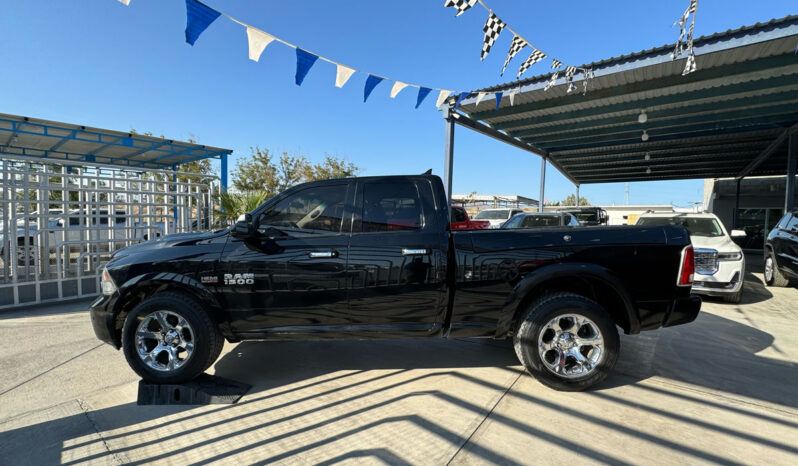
[608,311,797,410]
[2,316,796,464]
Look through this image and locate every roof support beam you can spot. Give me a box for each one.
[736,123,798,179]
[786,130,797,212]
[449,111,578,185]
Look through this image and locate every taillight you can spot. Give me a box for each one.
[677,245,695,287]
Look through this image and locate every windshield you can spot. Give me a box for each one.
[475,210,511,220]
[636,216,724,237]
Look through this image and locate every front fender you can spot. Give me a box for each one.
[496,262,639,336]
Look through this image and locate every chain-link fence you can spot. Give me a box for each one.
[0,157,218,309]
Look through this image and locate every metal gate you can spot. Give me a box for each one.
[0,156,218,309]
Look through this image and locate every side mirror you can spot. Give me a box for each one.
[232,213,255,238]
[730,229,746,238]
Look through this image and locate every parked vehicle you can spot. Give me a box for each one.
[558,207,608,226]
[0,209,169,265]
[473,208,524,228]
[764,210,798,287]
[450,205,490,230]
[90,174,700,391]
[636,212,746,303]
[502,211,580,229]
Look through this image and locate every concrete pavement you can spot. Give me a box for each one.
[1,260,797,465]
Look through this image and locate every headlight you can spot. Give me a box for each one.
[718,252,742,261]
[100,267,118,295]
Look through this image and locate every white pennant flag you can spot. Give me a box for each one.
[335,64,356,88]
[390,81,409,98]
[475,92,488,106]
[246,27,275,62]
[436,90,453,108]
[507,88,519,106]
[117,0,130,5]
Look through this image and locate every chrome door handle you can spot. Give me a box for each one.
[402,248,429,256]
[309,251,338,258]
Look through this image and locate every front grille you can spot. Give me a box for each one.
[695,249,718,274]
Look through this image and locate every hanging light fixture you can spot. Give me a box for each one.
[641,130,649,142]
[638,109,648,124]
[644,152,651,161]
[646,167,652,174]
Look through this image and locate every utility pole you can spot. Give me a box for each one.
[624,183,630,205]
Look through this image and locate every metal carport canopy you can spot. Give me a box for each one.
[0,113,233,187]
[451,15,798,191]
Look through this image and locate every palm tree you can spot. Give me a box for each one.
[216,191,269,226]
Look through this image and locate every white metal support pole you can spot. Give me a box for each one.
[539,157,546,212]
[575,185,580,207]
[443,108,455,211]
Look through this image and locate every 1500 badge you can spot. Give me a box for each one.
[224,273,254,285]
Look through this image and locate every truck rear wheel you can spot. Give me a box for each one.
[514,292,619,391]
[122,292,224,384]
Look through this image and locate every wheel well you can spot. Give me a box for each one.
[513,276,632,334]
[113,283,223,345]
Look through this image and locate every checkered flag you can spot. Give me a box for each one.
[517,48,546,78]
[481,13,505,60]
[501,35,526,76]
[551,58,563,69]
[544,71,559,91]
[444,0,478,17]
[564,66,577,93]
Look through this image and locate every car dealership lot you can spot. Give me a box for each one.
[1,256,796,465]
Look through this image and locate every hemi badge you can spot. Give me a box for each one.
[200,276,218,284]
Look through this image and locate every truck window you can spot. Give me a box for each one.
[259,185,347,233]
[451,207,467,223]
[359,181,422,232]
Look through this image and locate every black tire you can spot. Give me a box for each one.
[722,287,743,304]
[122,291,224,384]
[513,292,620,391]
[764,252,789,287]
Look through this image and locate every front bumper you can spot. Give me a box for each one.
[89,293,121,349]
[693,258,744,296]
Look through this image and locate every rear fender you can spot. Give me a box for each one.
[496,262,639,336]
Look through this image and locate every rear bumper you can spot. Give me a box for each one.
[89,293,121,349]
[637,295,702,331]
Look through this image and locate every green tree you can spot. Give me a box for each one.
[233,147,279,193]
[303,155,359,181]
[559,194,590,206]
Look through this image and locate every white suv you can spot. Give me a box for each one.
[636,212,746,303]
[473,208,524,229]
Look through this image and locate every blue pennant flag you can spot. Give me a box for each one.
[363,75,384,102]
[295,49,318,86]
[495,92,503,109]
[415,87,432,109]
[185,0,221,46]
[455,92,470,109]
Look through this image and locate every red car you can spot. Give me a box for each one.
[451,205,490,230]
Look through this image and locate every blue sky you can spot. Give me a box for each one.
[1,0,795,206]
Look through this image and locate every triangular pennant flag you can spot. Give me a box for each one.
[390,81,409,98]
[544,71,559,91]
[416,87,432,109]
[184,0,221,46]
[551,58,563,69]
[364,75,384,102]
[495,92,503,109]
[444,0,478,17]
[475,92,488,106]
[436,90,453,108]
[517,49,546,78]
[507,88,519,106]
[295,48,318,86]
[455,92,470,109]
[335,64,355,88]
[246,27,275,62]
[117,0,130,5]
[481,13,505,60]
[501,35,526,76]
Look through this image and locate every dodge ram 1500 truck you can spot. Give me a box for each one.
[90,174,700,391]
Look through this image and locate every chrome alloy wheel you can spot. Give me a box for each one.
[538,313,604,378]
[765,256,774,282]
[135,310,195,372]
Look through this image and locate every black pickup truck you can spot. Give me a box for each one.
[90,174,700,391]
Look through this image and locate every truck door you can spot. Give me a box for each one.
[346,178,448,336]
[219,181,353,334]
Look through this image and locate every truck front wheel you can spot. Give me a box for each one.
[514,292,619,391]
[121,292,224,384]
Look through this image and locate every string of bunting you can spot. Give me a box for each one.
[671,0,699,75]
[120,0,474,110]
[445,0,595,94]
